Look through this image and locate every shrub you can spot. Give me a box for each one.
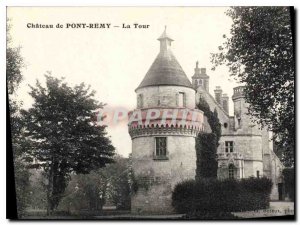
[172,177,272,216]
[171,180,195,213]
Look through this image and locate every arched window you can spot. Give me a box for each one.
[228,164,235,179]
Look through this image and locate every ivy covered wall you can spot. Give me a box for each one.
[196,97,221,179]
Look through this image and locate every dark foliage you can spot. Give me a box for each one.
[196,133,218,179]
[212,7,295,166]
[197,97,221,144]
[283,168,295,201]
[58,156,131,212]
[172,177,273,216]
[13,159,30,217]
[171,180,196,213]
[196,97,221,179]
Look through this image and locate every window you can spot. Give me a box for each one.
[238,118,241,127]
[137,94,143,108]
[228,164,235,179]
[224,123,228,128]
[225,141,234,153]
[155,137,167,158]
[256,170,260,178]
[178,92,185,107]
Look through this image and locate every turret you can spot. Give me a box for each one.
[232,86,245,129]
[232,86,245,101]
[192,62,209,92]
[232,86,259,133]
[157,26,174,53]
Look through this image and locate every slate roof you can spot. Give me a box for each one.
[136,29,193,91]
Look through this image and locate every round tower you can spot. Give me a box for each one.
[128,27,205,214]
[232,86,262,133]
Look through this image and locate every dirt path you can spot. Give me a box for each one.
[233,201,294,218]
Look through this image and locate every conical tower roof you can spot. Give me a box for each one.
[136,27,193,91]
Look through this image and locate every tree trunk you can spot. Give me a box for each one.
[46,165,54,216]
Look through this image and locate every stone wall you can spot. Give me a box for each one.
[131,184,174,214]
[131,135,197,214]
[219,135,263,161]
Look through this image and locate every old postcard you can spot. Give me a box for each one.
[6,6,295,220]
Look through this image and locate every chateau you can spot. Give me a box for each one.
[128,28,284,214]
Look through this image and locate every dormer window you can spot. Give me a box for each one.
[178,92,186,107]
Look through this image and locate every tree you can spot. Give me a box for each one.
[60,170,109,212]
[107,156,131,210]
[21,74,115,214]
[7,20,30,218]
[211,7,295,166]
[27,170,48,210]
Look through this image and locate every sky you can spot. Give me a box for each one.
[8,7,238,157]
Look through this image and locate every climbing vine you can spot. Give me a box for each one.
[197,97,222,145]
[196,97,222,179]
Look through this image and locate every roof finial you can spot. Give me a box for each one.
[158,26,174,41]
[157,26,174,52]
[196,61,199,68]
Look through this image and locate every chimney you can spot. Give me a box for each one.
[221,94,229,114]
[200,68,206,75]
[214,86,222,104]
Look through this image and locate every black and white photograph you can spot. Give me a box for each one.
[6,6,295,220]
